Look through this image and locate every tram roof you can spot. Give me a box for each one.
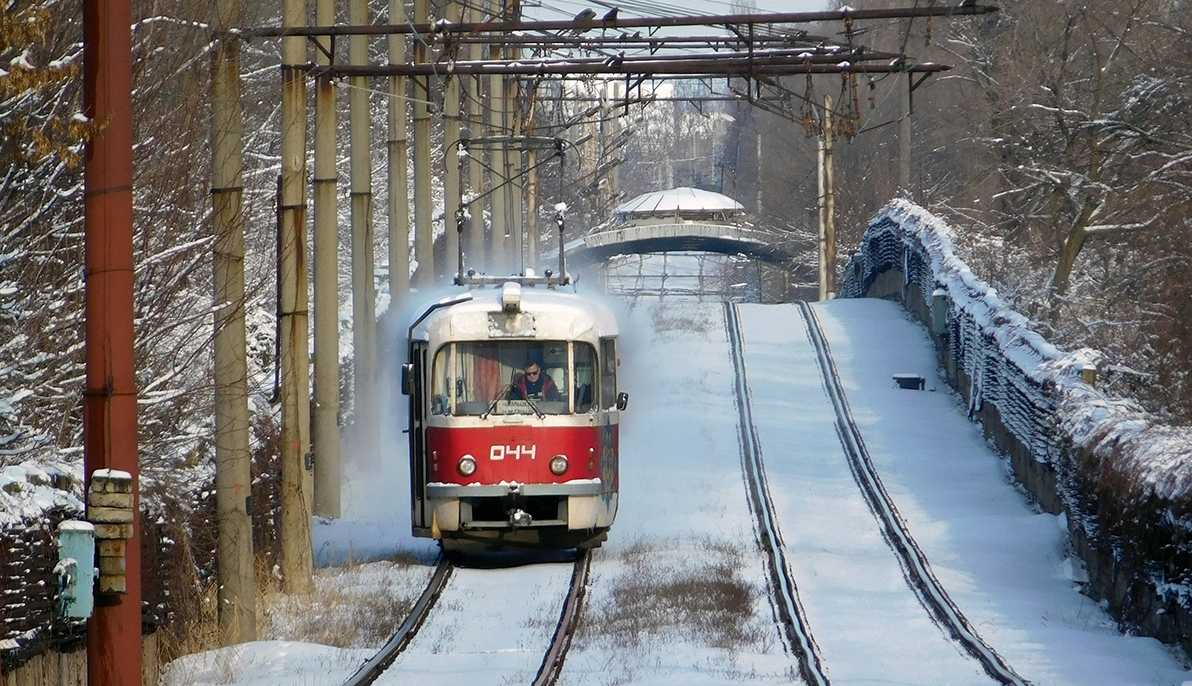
[409,284,619,344]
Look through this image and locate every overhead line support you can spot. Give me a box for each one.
[246,6,999,38]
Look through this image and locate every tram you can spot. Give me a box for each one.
[403,279,627,551]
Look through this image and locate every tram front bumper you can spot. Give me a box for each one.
[426,480,609,532]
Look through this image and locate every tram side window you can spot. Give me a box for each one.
[430,346,452,415]
[600,338,617,409]
[574,343,596,413]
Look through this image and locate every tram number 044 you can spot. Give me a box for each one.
[490,445,537,461]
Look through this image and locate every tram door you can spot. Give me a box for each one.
[409,340,430,534]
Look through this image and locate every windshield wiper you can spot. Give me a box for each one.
[479,382,515,419]
[479,383,545,420]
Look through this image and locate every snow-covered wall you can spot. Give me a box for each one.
[842,199,1192,653]
[1,461,176,678]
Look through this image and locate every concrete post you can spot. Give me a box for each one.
[350,0,378,461]
[312,0,341,518]
[212,0,257,640]
[527,149,539,270]
[388,0,410,300]
[412,0,434,286]
[823,93,836,299]
[488,0,508,273]
[279,0,314,594]
[463,6,485,271]
[443,1,462,281]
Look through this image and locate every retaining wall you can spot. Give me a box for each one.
[841,199,1192,656]
[1,496,172,686]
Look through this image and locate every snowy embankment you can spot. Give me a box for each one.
[842,199,1192,653]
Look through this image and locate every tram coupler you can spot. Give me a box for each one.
[509,509,533,527]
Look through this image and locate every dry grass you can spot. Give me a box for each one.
[156,578,222,665]
[158,551,425,676]
[261,555,426,650]
[581,537,769,652]
[650,305,716,334]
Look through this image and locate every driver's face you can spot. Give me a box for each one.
[525,365,541,378]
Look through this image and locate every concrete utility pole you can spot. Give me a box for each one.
[489,0,508,273]
[279,0,314,594]
[526,148,539,270]
[443,0,462,281]
[899,2,913,194]
[463,1,485,271]
[388,0,410,300]
[350,0,379,464]
[83,0,142,680]
[755,132,763,217]
[312,0,341,518]
[817,93,836,301]
[609,81,621,202]
[212,0,257,641]
[899,72,911,194]
[412,0,434,286]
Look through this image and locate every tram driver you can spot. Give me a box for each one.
[511,360,563,402]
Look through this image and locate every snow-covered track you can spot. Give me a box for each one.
[341,557,454,686]
[724,302,830,686]
[798,302,1031,686]
[531,549,592,686]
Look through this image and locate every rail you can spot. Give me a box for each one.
[797,301,1031,686]
[340,556,454,686]
[532,549,592,686]
[724,302,830,686]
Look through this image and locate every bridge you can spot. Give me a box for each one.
[564,187,799,266]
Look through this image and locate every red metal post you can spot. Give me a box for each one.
[83,0,142,684]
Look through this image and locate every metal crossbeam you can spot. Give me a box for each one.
[247,6,999,38]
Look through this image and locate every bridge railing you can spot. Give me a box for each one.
[842,199,1192,656]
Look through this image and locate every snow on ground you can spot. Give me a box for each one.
[737,302,989,685]
[165,293,1192,686]
[161,641,372,686]
[559,298,792,686]
[805,298,1190,686]
[374,561,574,685]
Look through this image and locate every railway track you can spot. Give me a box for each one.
[797,302,1031,686]
[724,302,830,686]
[341,550,590,686]
[341,556,454,686]
[531,550,591,686]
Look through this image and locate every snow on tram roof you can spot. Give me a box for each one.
[613,187,744,217]
[410,285,619,343]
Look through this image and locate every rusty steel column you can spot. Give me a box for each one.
[83,0,142,683]
[280,0,314,594]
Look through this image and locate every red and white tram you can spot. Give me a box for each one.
[403,281,627,550]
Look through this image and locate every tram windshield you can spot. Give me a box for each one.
[430,340,597,416]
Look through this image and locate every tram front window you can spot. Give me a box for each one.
[430,340,598,416]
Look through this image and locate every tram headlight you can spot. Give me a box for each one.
[549,454,569,476]
[457,456,477,477]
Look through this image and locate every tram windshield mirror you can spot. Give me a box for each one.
[430,340,600,416]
